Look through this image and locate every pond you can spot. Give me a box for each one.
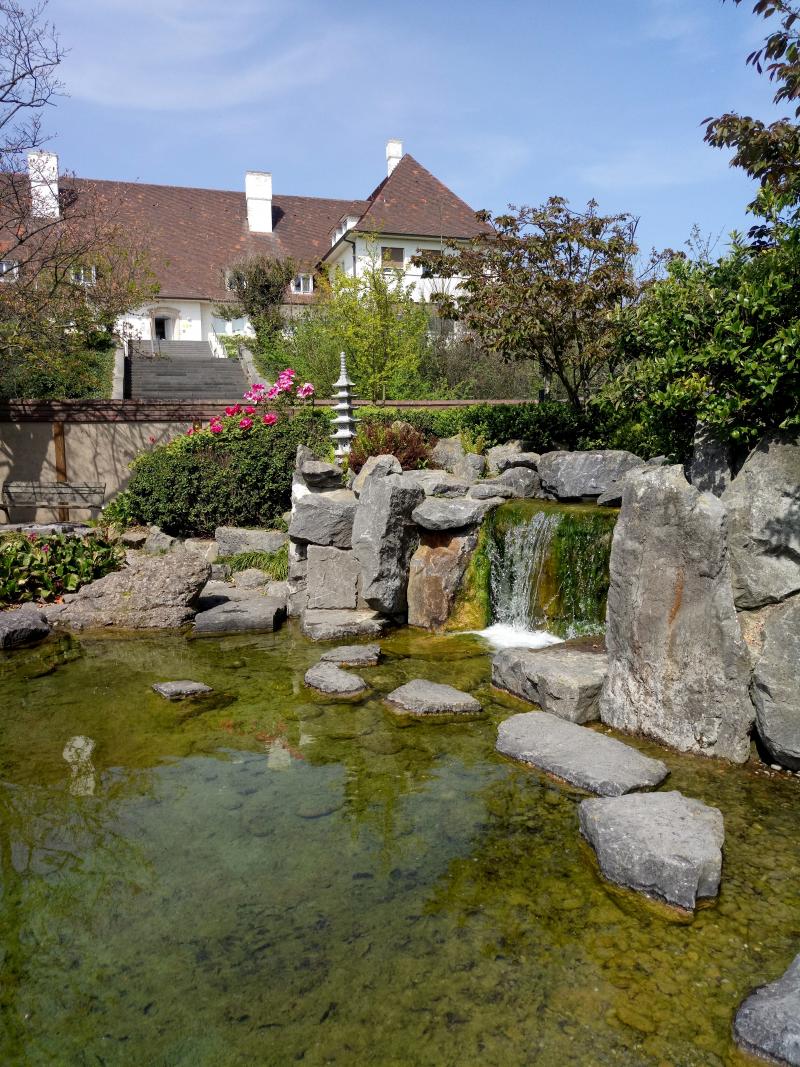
[0,624,797,1065]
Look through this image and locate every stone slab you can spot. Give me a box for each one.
[152,680,212,700]
[538,450,643,500]
[289,490,357,549]
[301,609,388,642]
[386,679,482,716]
[304,662,367,696]
[412,496,499,531]
[492,647,608,723]
[734,954,800,1067]
[306,545,359,610]
[319,644,381,667]
[468,481,515,500]
[579,791,725,910]
[192,597,285,636]
[496,712,669,796]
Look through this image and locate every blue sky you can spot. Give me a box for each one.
[43,0,784,254]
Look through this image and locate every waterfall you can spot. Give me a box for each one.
[488,511,562,631]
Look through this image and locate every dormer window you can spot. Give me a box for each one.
[0,259,19,281]
[292,273,313,295]
[71,264,97,286]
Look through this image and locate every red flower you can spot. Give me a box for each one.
[262,412,277,426]
[238,417,253,430]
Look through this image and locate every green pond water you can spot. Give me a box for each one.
[0,625,798,1066]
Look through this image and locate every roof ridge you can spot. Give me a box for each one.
[72,176,365,206]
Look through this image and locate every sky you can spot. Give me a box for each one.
[41,0,786,255]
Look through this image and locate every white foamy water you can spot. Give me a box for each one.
[471,624,564,651]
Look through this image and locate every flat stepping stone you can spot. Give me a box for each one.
[152,680,212,700]
[301,609,387,642]
[496,712,668,795]
[319,643,381,667]
[193,597,285,635]
[304,662,367,696]
[386,679,481,716]
[492,647,608,723]
[579,790,724,910]
[734,953,800,1066]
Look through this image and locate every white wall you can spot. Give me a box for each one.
[325,234,463,303]
[119,300,255,343]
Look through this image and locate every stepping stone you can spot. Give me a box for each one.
[734,954,800,1066]
[319,643,381,667]
[386,679,481,716]
[492,647,608,723]
[0,604,51,649]
[152,680,213,700]
[579,791,725,910]
[496,712,668,795]
[304,662,367,696]
[301,609,388,641]
[192,597,285,636]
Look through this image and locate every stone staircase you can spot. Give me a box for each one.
[128,340,248,400]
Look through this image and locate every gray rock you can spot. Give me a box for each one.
[192,597,285,635]
[265,580,288,607]
[120,528,148,548]
[386,679,481,716]
[306,545,359,610]
[0,604,51,649]
[286,554,308,618]
[152,680,212,700]
[688,422,732,497]
[496,712,669,795]
[214,526,287,558]
[144,526,176,554]
[289,489,357,549]
[734,954,800,1067]
[468,481,515,500]
[209,563,231,581]
[352,454,402,496]
[407,529,479,630]
[196,579,258,609]
[486,441,534,474]
[319,643,381,666]
[538,450,643,499]
[352,474,424,614]
[492,647,608,723]
[299,459,343,491]
[47,549,209,631]
[721,431,800,609]
[596,465,647,507]
[304,662,367,696]
[183,538,219,563]
[600,466,754,763]
[495,466,543,498]
[430,434,465,472]
[579,791,724,910]
[232,568,269,589]
[301,608,388,641]
[400,470,471,497]
[412,496,499,532]
[496,451,541,473]
[752,596,800,770]
[452,452,486,483]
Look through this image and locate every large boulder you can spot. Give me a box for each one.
[599,466,754,763]
[734,954,800,1066]
[407,529,479,630]
[306,546,359,610]
[496,451,540,473]
[214,526,287,558]
[47,549,209,630]
[299,458,342,491]
[687,423,732,497]
[538,450,643,500]
[721,431,800,609]
[289,489,357,549]
[430,434,465,472]
[192,597,285,635]
[412,497,498,532]
[579,791,724,911]
[486,441,533,475]
[494,466,542,498]
[752,596,800,770]
[400,470,470,498]
[351,454,401,496]
[496,711,668,795]
[0,604,51,649]
[351,474,424,614]
[452,453,486,483]
[492,647,608,723]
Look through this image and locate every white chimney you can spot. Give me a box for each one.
[27,150,60,219]
[386,139,403,177]
[245,170,272,233]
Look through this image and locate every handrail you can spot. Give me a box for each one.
[207,327,227,360]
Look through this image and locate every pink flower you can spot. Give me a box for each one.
[296,382,315,399]
[244,405,256,415]
[238,417,253,430]
[266,385,280,400]
[262,412,277,426]
[41,543,50,553]
[186,427,195,436]
[210,423,223,434]
[225,404,241,417]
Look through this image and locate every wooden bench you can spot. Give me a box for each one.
[1,481,105,519]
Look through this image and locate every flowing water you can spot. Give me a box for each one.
[0,625,798,1066]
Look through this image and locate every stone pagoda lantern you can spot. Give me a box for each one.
[331,351,357,461]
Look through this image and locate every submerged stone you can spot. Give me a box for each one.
[152,680,213,700]
[319,643,381,667]
[496,712,668,795]
[579,791,724,910]
[492,647,607,723]
[386,679,482,716]
[304,662,367,696]
[734,954,800,1066]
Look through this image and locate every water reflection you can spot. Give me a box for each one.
[62,735,96,797]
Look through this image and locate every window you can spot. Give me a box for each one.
[292,273,313,295]
[381,246,404,271]
[71,264,97,286]
[0,259,19,281]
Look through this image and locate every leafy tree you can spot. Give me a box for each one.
[416,199,649,412]
[216,255,297,354]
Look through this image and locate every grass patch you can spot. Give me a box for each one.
[225,544,289,581]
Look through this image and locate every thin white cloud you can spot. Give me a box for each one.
[576,141,728,192]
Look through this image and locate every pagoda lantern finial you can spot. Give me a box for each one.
[330,351,357,460]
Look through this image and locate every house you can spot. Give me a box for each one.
[18,141,489,352]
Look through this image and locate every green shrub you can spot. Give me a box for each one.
[355,406,467,439]
[0,532,124,607]
[348,421,431,472]
[124,408,330,537]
